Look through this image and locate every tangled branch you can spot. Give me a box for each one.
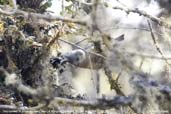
[0,3,86,25]
[82,1,171,29]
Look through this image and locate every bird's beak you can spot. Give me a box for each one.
[114,34,124,41]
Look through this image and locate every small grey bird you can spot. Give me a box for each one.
[50,49,86,68]
[50,34,124,70]
[64,49,86,66]
[50,49,104,69]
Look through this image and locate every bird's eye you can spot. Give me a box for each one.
[59,69,64,74]
[76,57,79,61]
[107,36,111,40]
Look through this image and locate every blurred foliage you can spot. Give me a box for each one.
[0,0,9,5]
[16,0,52,13]
[1,0,171,114]
[39,0,52,12]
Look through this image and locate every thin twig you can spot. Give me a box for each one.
[147,20,171,67]
[75,38,89,45]
[111,6,171,29]
[79,1,171,29]
[120,50,171,60]
[139,57,145,70]
[88,54,97,97]
[58,38,106,59]
[104,26,164,37]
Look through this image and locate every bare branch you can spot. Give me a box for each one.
[147,20,171,67]
[46,29,62,49]
[111,6,171,29]
[119,50,171,60]
[0,5,87,26]
[51,96,133,110]
[75,38,89,45]
[104,26,164,37]
[80,1,171,29]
